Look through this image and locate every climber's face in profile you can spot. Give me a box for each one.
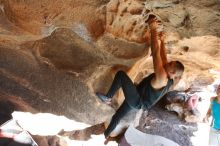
[165,61,184,80]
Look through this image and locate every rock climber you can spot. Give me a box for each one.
[96,16,185,140]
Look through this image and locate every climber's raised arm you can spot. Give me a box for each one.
[159,32,168,66]
[148,19,168,88]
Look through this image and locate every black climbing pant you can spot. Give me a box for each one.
[104,71,141,138]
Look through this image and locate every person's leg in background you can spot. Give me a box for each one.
[217,133,220,146]
[209,127,220,146]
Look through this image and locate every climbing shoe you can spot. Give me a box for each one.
[96,92,112,105]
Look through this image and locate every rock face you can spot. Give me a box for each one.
[106,0,149,43]
[2,0,106,38]
[0,29,115,124]
[0,0,220,144]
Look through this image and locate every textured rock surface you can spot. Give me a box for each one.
[0,0,220,145]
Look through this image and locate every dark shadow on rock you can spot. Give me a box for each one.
[0,137,32,146]
[59,122,126,145]
[137,102,197,146]
[58,123,106,141]
[0,100,16,125]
